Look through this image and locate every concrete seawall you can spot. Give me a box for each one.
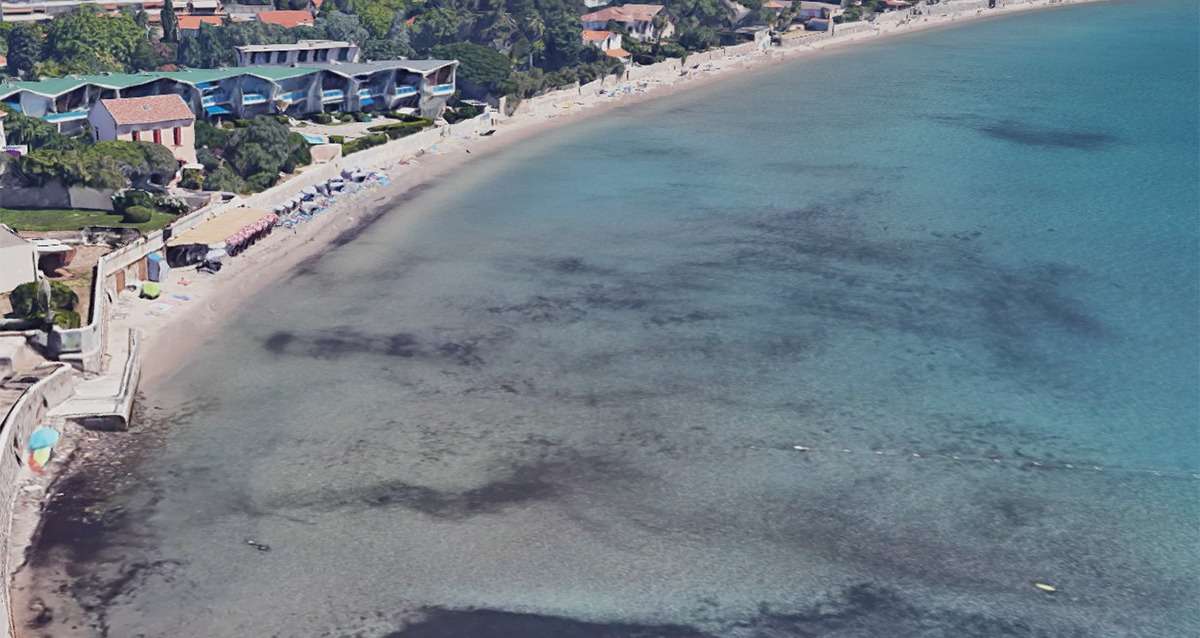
[0,364,76,638]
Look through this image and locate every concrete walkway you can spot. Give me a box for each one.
[47,328,139,429]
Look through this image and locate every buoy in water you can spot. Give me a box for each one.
[1033,582,1057,593]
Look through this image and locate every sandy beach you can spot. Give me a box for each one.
[5,0,1123,634]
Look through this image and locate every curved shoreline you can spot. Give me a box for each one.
[7,0,1115,635]
[137,0,1108,394]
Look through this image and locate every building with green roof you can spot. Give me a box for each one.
[0,59,458,134]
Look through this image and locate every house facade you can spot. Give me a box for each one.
[581,29,630,60]
[0,59,459,133]
[88,94,197,165]
[0,0,218,23]
[580,4,674,42]
[235,40,361,67]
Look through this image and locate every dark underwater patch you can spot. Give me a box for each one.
[386,583,1083,637]
[978,121,1116,150]
[385,608,713,638]
[927,113,1116,151]
[270,451,629,519]
[260,327,510,366]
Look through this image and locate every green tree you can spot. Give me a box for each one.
[226,117,292,182]
[6,24,42,79]
[42,8,148,74]
[432,42,511,95]
[361,13,415,60]
[161,0,179,43]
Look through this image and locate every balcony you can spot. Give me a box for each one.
[428,83,455,97]
[393,85,418,98]
[321,89,344,102]
[42,110,87,123]
[201,93,229,107]
[242,93,268,106]
[278,90,307,104]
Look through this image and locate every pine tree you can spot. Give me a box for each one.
[161,0,178,43]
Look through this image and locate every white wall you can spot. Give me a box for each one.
[0,240,36,294]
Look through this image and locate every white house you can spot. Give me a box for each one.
[798,0,844,19]
[581,29,630,60]
[580,4,674,42]
[88,95,197,165]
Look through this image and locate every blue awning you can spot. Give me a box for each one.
[205,105,233,116]
[359,97,375,107]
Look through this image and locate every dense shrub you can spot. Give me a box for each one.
[195,120,232,149]
[203,164,244,192]
[341,133,388,155]
[123,205,155,223]
[9,280,77,317]
[328,135,346,145]
[246,171,277,192]
[112,189,156,213]
[16,141,178,189]
[179,168,204,190]
[310,113,334,124]
[367,118,433,139]
[50,309,81,329]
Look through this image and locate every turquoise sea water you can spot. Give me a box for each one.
[27,1,1198,636]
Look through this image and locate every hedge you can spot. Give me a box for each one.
[341,133,388,155]
[366,118,433,140]
[123,205,155,224]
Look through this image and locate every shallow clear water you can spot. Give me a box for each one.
[30,2,1199,636]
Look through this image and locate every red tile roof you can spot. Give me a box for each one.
[604,48,631,59]
[256,10,315,28]
[178,15,223,29]
[98,95,195,127]
[582,29,611,42]
[581,3,664,24]
[763,0,790,9]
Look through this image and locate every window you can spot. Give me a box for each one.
[132,130,140,141]
[153,129,162,144]
[299,51,309,63]
[173,127,182,146]
[277,51,287,64]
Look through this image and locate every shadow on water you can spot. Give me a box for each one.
[387,584,1085,638]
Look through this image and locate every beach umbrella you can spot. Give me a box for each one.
[28,427,59,450]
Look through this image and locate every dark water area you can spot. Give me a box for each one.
[16,1,1200,636]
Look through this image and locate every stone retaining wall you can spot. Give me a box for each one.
[0,364,76,638]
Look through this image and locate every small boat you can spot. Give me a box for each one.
[31,238,76,273]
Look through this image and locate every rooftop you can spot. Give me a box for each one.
[309,59,457,75]
[255,9,315,28]
[0,66,324,99]
[97,94,195,126]
[177,15,223,30]
[236,40,352,53]
[582,29,612,42]
[581,3,664,23]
